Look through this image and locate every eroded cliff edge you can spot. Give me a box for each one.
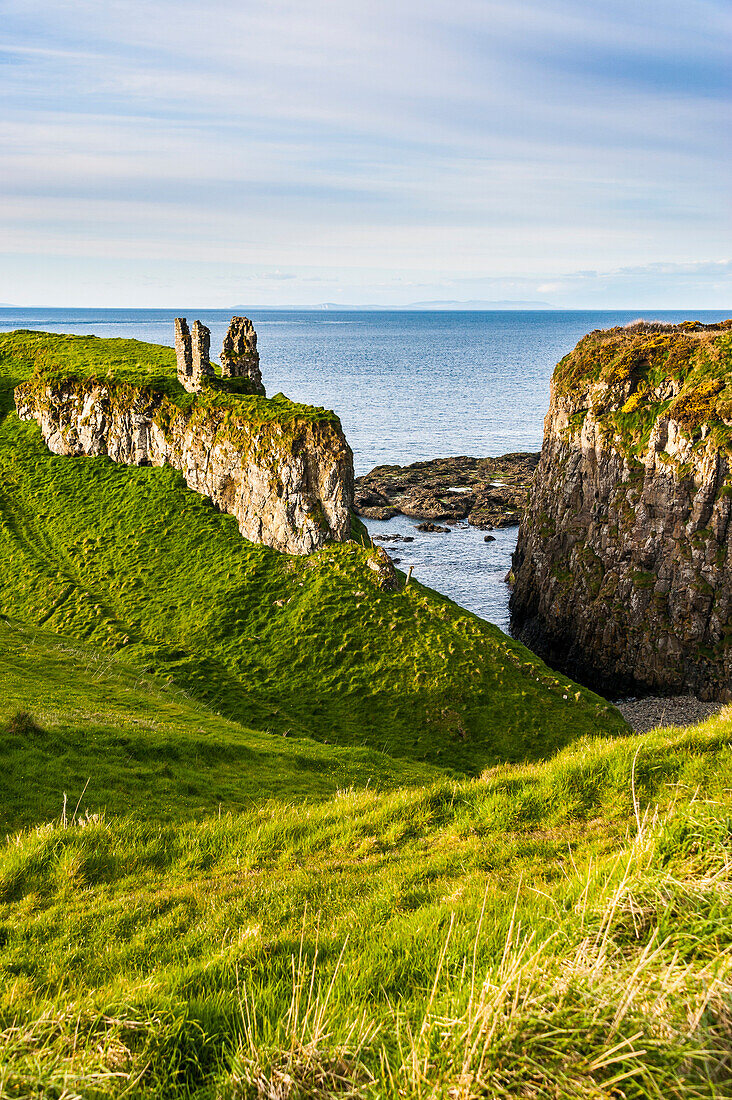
[510,320,732,700]
[15,376,354,556]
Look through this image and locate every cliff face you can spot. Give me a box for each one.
[15,379,354,555]
[510,321,732,700]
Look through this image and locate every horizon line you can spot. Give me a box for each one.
[1,305,731,313]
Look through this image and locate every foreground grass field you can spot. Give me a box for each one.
[1,621,731,1097]
[1,710,732,1097]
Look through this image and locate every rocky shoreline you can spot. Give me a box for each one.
[354,452,539,528]
[615,695,725,733]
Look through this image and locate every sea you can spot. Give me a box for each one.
[2,307,728,630]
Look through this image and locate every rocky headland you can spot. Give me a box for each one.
[510,320,732,701]
[15,319,353,556]
[354,452,539,527]
[0,326,629,778]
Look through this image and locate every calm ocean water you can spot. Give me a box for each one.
[2,307,728,628]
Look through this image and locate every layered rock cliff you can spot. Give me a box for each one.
[15,379,354,555]
[510,320,732,700]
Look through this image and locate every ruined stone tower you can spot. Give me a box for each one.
[174,318,214,393]
[174,316,265,395]
[220,317,265,395]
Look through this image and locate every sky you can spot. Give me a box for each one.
[1,0,730,308]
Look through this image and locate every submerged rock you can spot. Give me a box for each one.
[510,319,732,700]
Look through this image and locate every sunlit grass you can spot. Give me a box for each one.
[1,712,732,1096]
[2,327,723,1096]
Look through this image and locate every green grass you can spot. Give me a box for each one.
[0,620,446,833]
[0,330,626,778]
[8,329,718,1096]
[1,711,732,1097]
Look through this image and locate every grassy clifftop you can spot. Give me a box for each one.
[0,329,625,779]
[4,328,339,424]
[552,319,732,454]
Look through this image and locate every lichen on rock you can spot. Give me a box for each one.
[510,319,732,701]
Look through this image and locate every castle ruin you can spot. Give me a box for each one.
[174,316,266,396]
[174,318,214,393]
[221,317,265,394]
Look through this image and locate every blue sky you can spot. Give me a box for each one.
[1,0,730,306]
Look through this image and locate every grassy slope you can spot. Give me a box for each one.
[1,330,731,1097]
[0,330,626,776]
[0,621,445,833]
[1,712,732,1097]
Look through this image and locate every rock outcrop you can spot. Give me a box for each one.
[510,320,732,700]
[365,545,400,590]
[15,380,353,556]
[355,453,539,527]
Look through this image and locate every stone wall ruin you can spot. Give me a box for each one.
[221,316,265,394]
[174,318,214,393]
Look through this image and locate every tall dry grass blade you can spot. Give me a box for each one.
[631,746,642,836]
[71,778,90,826]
